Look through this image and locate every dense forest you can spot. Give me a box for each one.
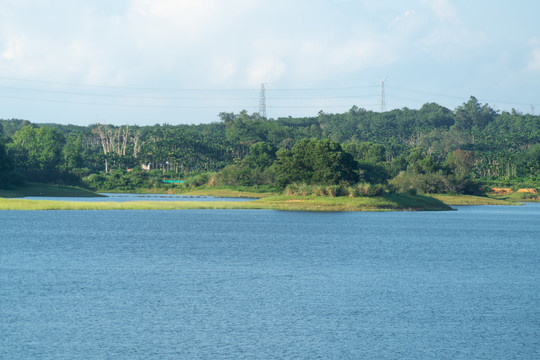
[1,96,539,195]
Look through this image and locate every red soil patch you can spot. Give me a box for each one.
[490,188,513,195]
[516,188,538,194]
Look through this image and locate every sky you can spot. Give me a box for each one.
[0,0,539,126]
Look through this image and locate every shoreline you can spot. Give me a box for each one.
[0,193,452,212]
[3,183,535,211]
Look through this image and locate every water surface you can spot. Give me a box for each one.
[1,204,539,359]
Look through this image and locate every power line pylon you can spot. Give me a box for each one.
[258,83,267,119]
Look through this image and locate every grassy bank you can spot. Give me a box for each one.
[489,193,540,203]
[0,183,104,198]
[430,194,520,205]
[0,193,452,211]
[257,193,452,211]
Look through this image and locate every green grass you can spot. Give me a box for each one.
[256,193,452,212]
[0,193,452,211]
[430,194,520,205]
[489,192,540,203]
[0,183,104,198]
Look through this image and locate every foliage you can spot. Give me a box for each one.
[283,182,387,198]
[1,94,538,194]
[0,136,20,187]
[389,171,483,195]
[274,138,358,187]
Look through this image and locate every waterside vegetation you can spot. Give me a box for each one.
[0,192,452,211]
[1,96,538,211]
[0,182,104,198]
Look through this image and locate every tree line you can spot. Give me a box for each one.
[1,96,539,193]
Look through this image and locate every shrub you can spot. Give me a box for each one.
[349,182,386,197]
[406,188,417,196]
[183,172,211,188]
[324,185,340,197]
[297,183,311,196]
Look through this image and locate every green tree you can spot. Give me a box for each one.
[446,149,475,177]
[9,126,65,182]
[275,138,358,187]
[454,96,496,130]
[0,136,17,187]
[406,148,440,174]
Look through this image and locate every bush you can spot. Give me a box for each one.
[324,185,340,197]
[389,171,482,195]
[284,183,350,197]
[183,172,212,188]
[347,183,386,197]
[406,188,417,196]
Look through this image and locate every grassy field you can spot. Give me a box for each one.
[3,182,526,211]
[430,194,519,206]
[0,193,452,211]
[0,183,104,198]
[489,193,540,203]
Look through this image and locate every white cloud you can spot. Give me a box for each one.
[210,56,238,83]
[1,38,22,60]
[328,41,388,70]
[417,0,486,60]
[247,57,286,85]
[423,0,459,24]
[388,10,417,29]
[1,0,402,88]
[528,38,540,72]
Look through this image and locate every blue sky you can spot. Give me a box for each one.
[1,0,539,125]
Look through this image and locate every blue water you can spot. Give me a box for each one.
[1,205,539,359]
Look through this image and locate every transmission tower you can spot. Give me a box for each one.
[258,83,267,119]
[380,77,387,113]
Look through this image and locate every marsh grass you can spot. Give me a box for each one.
[0,199,265,211]
[0,193,452,211]
[430,194,519,205]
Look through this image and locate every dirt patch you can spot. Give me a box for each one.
[490,188,513,195]
[516,188,538,194]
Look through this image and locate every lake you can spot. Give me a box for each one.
[1,204,539,359]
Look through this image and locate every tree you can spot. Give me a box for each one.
[216,142,278,186]
[343,142,386,163]
[406,148,440,174]
[0,136,17,187]
[446,149,475,177]
[454,96,496,130]
[8,126,65,182]
[275,138,358,187]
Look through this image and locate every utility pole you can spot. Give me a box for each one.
[258,83,267,120]
[380,77,387,113]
